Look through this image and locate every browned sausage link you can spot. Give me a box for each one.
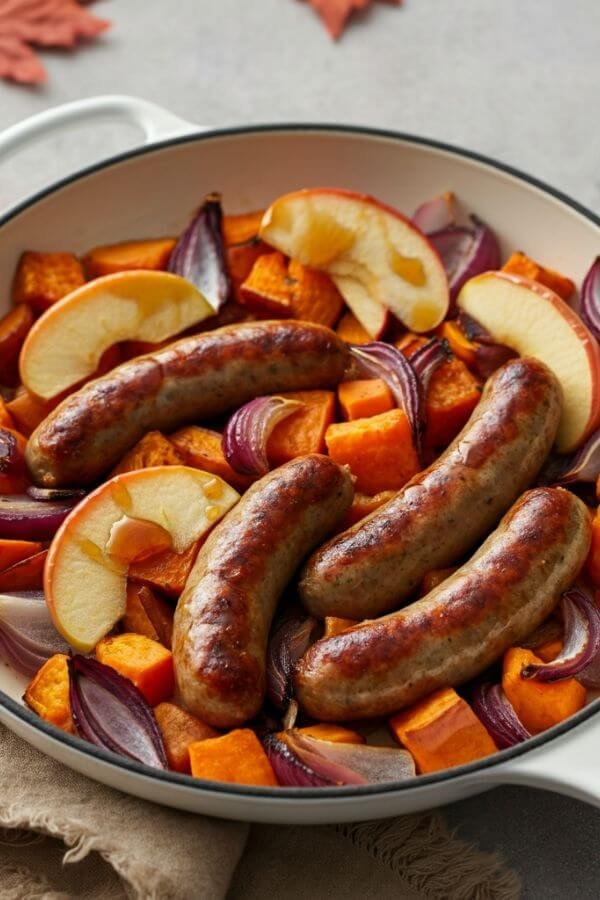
[295,487,591,721]
[173,454,354,729]
[299,357,562,619]
[25,321,349,487]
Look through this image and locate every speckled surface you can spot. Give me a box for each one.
[0,0,599,896]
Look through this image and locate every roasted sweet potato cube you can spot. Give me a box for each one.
[169,426,254,492]
[25,653,75,733]
[323,616,359,637]
[83,238,176,278]
[13,252,85,313]
[227,240,270,300]
[123,582,174,649]
[154,702,218,773]
[502,251,575,301]
[128,539,202,598]
[424,358,481,449]
[326,408,420,495]
[436,320,478,368]
[239,251,293,316]
[336,311,371,345]
[6,388,53,436]
[0,304,34,386]
[0,549,47,591]
[0,539,43,571]
[267,390,335,466]
[341,490,396,528]
[389,687,497,774]
[112,431,183,475]
[95,633,175,706]
[222,210,265,246]
[419,566,458,596]
[290,724,364,744]
[502,647,585,734]
[287,259,344,328]
[189,729,278,786]
[0,397,15,429]
[338,379,394,421]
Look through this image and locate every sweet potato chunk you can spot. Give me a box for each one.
[437,320,477,368]
[169,426,253,492]
[336,311,372,345]
[326,408,420,494]
[189,729,278,786]
[341,490,396,528]
[0,539,43,571]
[6,388,53,436]
[128,539,202,598]
[323,616,359,638]
[425,358,481,449]
[292,724,364,744]
[25,653,75,734]
[227,240,269,301]
[95,633,174,706]
[0,304,34,386]
[154,702,218,773]
[222,210,265,246]
[502,251,574,301]
[502,647,585,734]
[389,687,497,774]
[112,431,183,475]
[0,549,47,591]
[123,583,174,648]
[13,252,85,313]
[0,397,15,430]
[338,379,394,421]
[267,390,335,466]
[83,238,176,278]
[239,252,344,326]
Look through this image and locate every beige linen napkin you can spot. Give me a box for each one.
[0,724,520,899]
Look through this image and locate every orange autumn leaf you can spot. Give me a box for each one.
[306,0,402,40]
[0,0,110,85]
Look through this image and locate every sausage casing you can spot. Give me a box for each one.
[173,454,353,728]
[299,357,562,619]
[26,320,348,487]
[295,487,591,721]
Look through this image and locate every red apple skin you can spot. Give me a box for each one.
[261,187,449,332]
[468,271,600,449]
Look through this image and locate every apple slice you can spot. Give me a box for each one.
[259,188,448,335]
[45,466,239,652]
[19,270,213,400]
[458,271,600,452]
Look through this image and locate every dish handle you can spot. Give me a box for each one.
[0,94,200,163]
[488,711,600,808]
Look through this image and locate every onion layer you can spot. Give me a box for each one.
[265,731,415,787]
[0,591,69,677]
[429,217,501,307]
[539,428,600,488]
[222,396,303,476]
[168,193,231,311]
[580,257,600,341]
[412,193,455,234]
[409,337,452,394]
[68,655,167,769]
[457,311,518,378]
[0,494,79,541]
[471,683,531,749]
[266,611,319,709]
[521,588,600,682]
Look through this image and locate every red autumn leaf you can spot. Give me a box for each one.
[0,0,110,85]
[306,0,402,39]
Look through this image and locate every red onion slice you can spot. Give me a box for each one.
[222,396,303,476]
[350,342,422,454]
[263,734,337,787]
[168,193,231,311]
[540,428,600,487]
[0,591,69,676]
[457,310,518,378]
[0,494,79,541]
[412,193,455,234]
[68,655,167,769]
[580,257,600,341]
[429,217,501,306]
[471,683,530,749]
[409,337,452,394]
[521,588,600,682]
[266,612,319,709]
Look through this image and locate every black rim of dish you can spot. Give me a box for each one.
[0,121,598,802]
